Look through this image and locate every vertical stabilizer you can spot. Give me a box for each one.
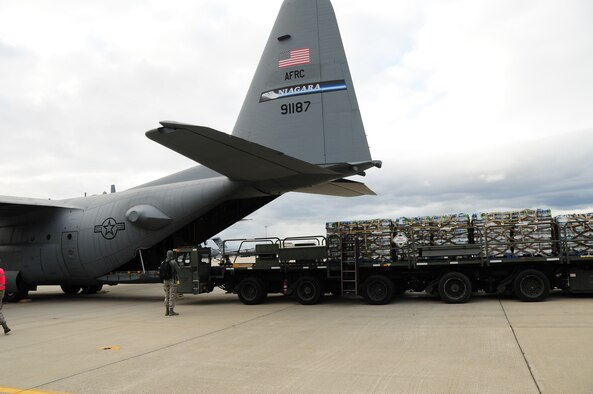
[232,0,371,166]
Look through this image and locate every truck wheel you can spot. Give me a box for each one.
[362,275,393,305]
[513,269,550,302]
[438,272,472,303]
[238,278,267,305]
[295,276,323,305]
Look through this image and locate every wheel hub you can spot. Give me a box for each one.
[244,285,256,299]
[370,283,386,299]
[522,277,543,296]
[444,279,465,299]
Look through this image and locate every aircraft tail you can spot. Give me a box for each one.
[146,0,380,195]
[232,0,372,166]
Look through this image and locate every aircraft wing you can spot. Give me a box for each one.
[0,196,81,217]
[147,121,339,182]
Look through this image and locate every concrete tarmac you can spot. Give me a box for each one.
[1,285,592,394]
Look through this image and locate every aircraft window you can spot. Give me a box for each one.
[46,234,51,240]
[67,234,73,240]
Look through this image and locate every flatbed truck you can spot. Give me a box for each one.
[170,218,593,305]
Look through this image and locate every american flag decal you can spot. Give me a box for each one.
[278,48,310,68]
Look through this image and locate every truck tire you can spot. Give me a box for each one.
[362,275,393,305]
[294,276,323,305]
[438,272,472,304]
[238,277,267,305]
[513,269,550,302]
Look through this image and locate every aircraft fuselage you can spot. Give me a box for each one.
[0,176,248,286]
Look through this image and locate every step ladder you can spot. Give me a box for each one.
[340,235,359,296]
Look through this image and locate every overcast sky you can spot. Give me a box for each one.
[1,0,592,240]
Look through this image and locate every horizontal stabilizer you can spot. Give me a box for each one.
[294,179,376,197]
[146,121,338,183]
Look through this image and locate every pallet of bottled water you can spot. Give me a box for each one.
[325,219,393,261]
[472,209,554,257]
[392,214,470,260]
[555,213,593,256]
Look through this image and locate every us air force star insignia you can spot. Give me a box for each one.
[94,217,126,240]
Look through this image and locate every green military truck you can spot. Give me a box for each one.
[171,211,593,305]
[173,236,337,305]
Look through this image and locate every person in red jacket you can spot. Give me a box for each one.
[0,268,10,334]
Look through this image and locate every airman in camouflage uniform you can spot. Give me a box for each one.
[163,250,179,316]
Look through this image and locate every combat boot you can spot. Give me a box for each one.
[165,306,170,316]
[2,323,10,334]
[169,308,179,316]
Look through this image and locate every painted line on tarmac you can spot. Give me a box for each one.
[499,300,543,394]
[0,388,71,394]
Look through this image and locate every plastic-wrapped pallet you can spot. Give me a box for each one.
[393,217,431,260]
[394,214,471,246]
[392,214,471,260]
[472,209,554,257]
[431,213,471,246]
[325,219,393,262]
[394,216,432,246]
[555,213,593,255]
[472,212,514,257]
[513,209,554,257]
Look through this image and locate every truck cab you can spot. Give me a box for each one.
[173,247,215,294]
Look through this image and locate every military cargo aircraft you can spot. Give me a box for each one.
[0,0,380,301]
